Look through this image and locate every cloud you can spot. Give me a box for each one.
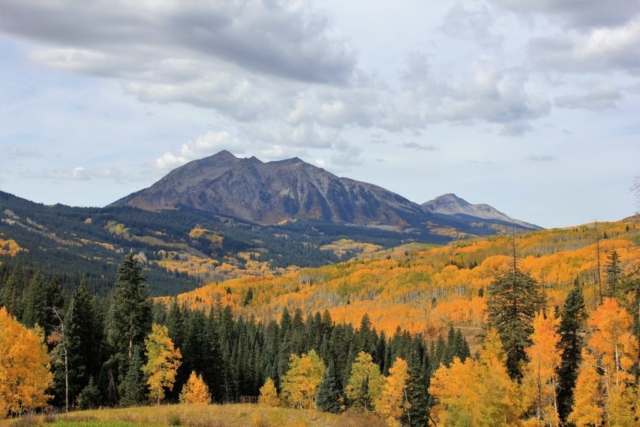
[154,131,238,169]
[527,155,555,162]
[4,147,44,157]
[490,0,640,29]
[381,55,551,134]
[441,2,503,47]
[529,19,640,74]
[48,166,134,182]
[0,0,355,84]
[555,83,621,110]
[402,142,438,151]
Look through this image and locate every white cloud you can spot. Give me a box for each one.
[530,19,640,73]
[48,166,134,182]
[555,82,621,110]
[154,131,238,169]
[5,147,44,157]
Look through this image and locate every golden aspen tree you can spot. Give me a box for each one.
[345,351,384,410]
[258,378,281,407]
[280,350,326,409]
[179,371,211,404]
[0,307,53,417]
[521,312,562,426]
[429,329,519,427]
[142,324,182,404]
[588,298,637,426]
[568,350,604,427]
[375,357,410,427]
[569,298,638,426]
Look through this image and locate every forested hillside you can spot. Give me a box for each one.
[166,218,640,337]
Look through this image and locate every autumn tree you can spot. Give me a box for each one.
[487,260,544,378]
[258,378,281,407]
[142,324,182,404]
[376,357,410,427]
[0,307,53,417]
[568,298,638,425]
[556,285,587,422]
[345,351,384,411]
[179,371,211,404]
[280,350,326,409]
[429,329,519,427]
[521,312,561,426]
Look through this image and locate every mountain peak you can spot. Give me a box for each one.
[422,194,540,230]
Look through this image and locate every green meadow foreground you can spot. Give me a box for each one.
[0,404,385,427]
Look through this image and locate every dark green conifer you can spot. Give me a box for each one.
[120,347,146,407]
[316,361,343,414]
[404,350,430,427]
[487,260,544,379]
[556,286,587,422]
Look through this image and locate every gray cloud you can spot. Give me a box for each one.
[0,0,355,84]
[402,142,438,151]
[529,20,640,74]
[490,0,640,29]
[555,83,621,110]
[441,2,503,47]
[527,155,555,162]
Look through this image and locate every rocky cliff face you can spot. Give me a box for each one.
[111,151,427,226]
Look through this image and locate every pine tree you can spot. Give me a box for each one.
[77,377,101,410]
[404,350,430,427]
[107,253,152,393]
[66,279,101,406]
[121,346,146,407]
[487,260,544,379]
[605,249,622,297]
[556,286,587,422]
[316,360,343,414]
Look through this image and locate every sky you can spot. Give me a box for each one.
[0,0,639,229]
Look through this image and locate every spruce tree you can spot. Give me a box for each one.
[404,350,430,427]
[121,346,146,407]
[556,286,587,422]
[107,253,152,389]
[487,258,544,379]
[605,249,621,297]
[316,361,343,414]
[66,279,101,404]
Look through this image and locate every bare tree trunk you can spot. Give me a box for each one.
[52,307,69,413]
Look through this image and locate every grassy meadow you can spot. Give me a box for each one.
[1,404,385,427]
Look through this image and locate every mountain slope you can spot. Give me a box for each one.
[111,151,540,233]
[422,193,541,230]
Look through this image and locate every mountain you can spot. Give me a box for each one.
[111,150,426,227]
[422,193,541,230]
[111,151,540,232]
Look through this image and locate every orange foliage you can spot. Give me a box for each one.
[159,220,640,337]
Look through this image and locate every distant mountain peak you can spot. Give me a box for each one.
[422,194,540,230]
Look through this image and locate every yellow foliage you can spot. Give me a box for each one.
[568,350,604,427]
[0,236,23,256]
[179,371,211,404]
[521,312,562,426]
[258,378,281,407]
[375,358,410,427]
[345,352,384,409]
[0,307,53,417]
[281,350,326,409]
[142,324,182,404]
[429,329,519,427]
